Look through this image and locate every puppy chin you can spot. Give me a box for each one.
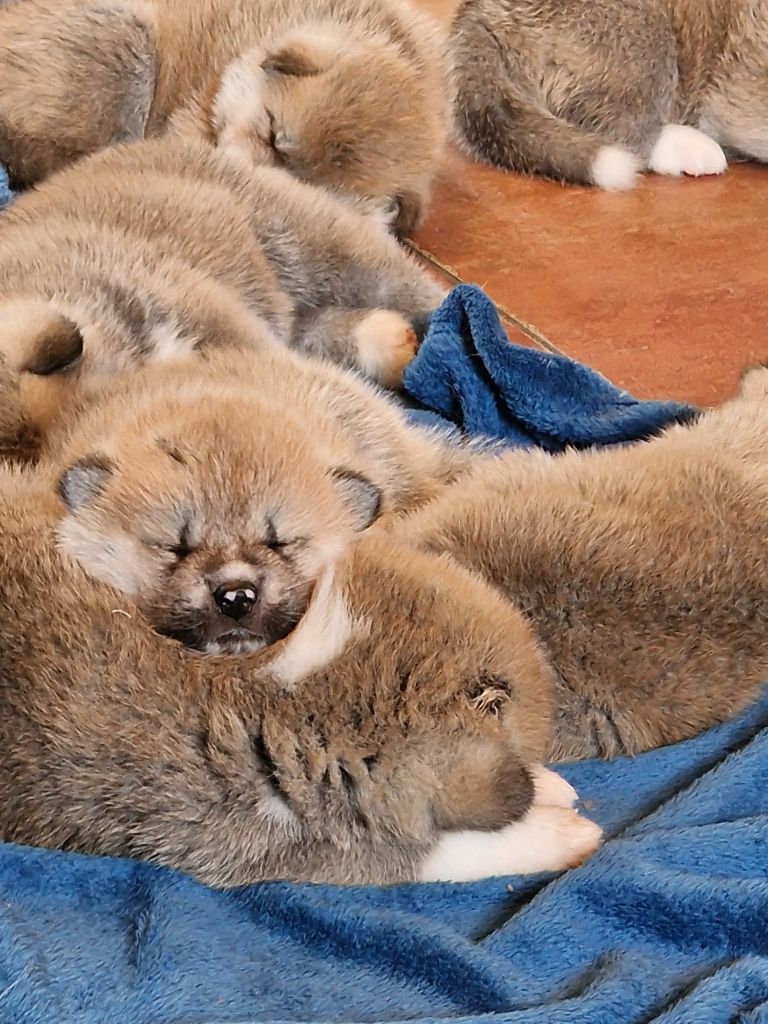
[202,606,303,656]
[204,635,268,656]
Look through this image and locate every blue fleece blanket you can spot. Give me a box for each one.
[0,167,12,210]
[403,285,695,446]
[2,180,766,1024]
[2,693,767,1024]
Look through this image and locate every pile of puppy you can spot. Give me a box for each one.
[0,0,765,888]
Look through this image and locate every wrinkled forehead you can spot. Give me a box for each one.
[120,441,329,533]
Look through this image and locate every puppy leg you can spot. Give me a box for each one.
[243,168,446,317]
[649,124,727,177]
[420,806,602,882]
[291,307,429,387]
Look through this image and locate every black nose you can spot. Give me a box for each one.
[213,582,258,621]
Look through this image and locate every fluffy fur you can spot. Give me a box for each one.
[450,0,768,188]
[0,136,445,456]
[403,365,768,759]
[0,0,450,233]
[49,345,480,652]
[0,465,600,885]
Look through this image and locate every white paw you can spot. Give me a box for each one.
[420,806,602,882]
[590,145,641,191]
[649,124,727,177]
[353,309,417,388]
[531,765,578,808]
[497,806,603,875]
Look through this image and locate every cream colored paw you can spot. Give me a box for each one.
[590,145,641,191]
[353,309,418,388]
[649,124,727,177]
[420,806,602,882]
[531,765,578,808]
[213,54,275,168]
[498,806,602,875]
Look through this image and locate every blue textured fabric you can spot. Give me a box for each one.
[403,284,695,447]
[0,691,767,1024]
[0,164,13,210]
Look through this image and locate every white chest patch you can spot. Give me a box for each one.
[266,567,365,688]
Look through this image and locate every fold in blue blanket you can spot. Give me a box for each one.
[0,181,764,1022]
[403,285,696,445]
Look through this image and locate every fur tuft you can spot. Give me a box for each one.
[591,145,641,191]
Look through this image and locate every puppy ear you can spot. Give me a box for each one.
[58,454,114,511]
[262,39,331,77]
[330,468,382,531]
[0,299,83,375]
[22,318,83,376]
[391,191,424,239]
[739,362,768,401]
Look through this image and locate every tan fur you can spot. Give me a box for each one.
[0,465,602,885]
[46,344,480,652]
[403,367,768,760]
[0,136,446,455]
[0,217,276,460]
[450,0,768,188]
[0,0,450,233]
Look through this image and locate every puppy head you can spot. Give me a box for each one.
[56,394,381,653]
[213,31,443,233]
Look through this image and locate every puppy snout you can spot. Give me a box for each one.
[213,581,259,621]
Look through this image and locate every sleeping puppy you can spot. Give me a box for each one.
[0,0,450,234]
[50,346,481,653]
[0,137,444,403]
[403,364,768,761]
[0,462,601,885]
[0,135,446,461]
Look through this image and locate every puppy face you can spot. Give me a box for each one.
[56,396,381,653]
[213,32,437,224]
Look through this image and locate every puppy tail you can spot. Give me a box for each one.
[450,11,640,190]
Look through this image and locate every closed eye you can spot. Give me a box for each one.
[265,517,288,551]
[24,327,84,376]
[266,110,277,151]
[151,523,194,560]
[264,516,304,551]
[171,523,194,559]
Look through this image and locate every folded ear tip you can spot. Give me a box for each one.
[262,41,325,77]
[58,454,114,511]
[331,467,382,531]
